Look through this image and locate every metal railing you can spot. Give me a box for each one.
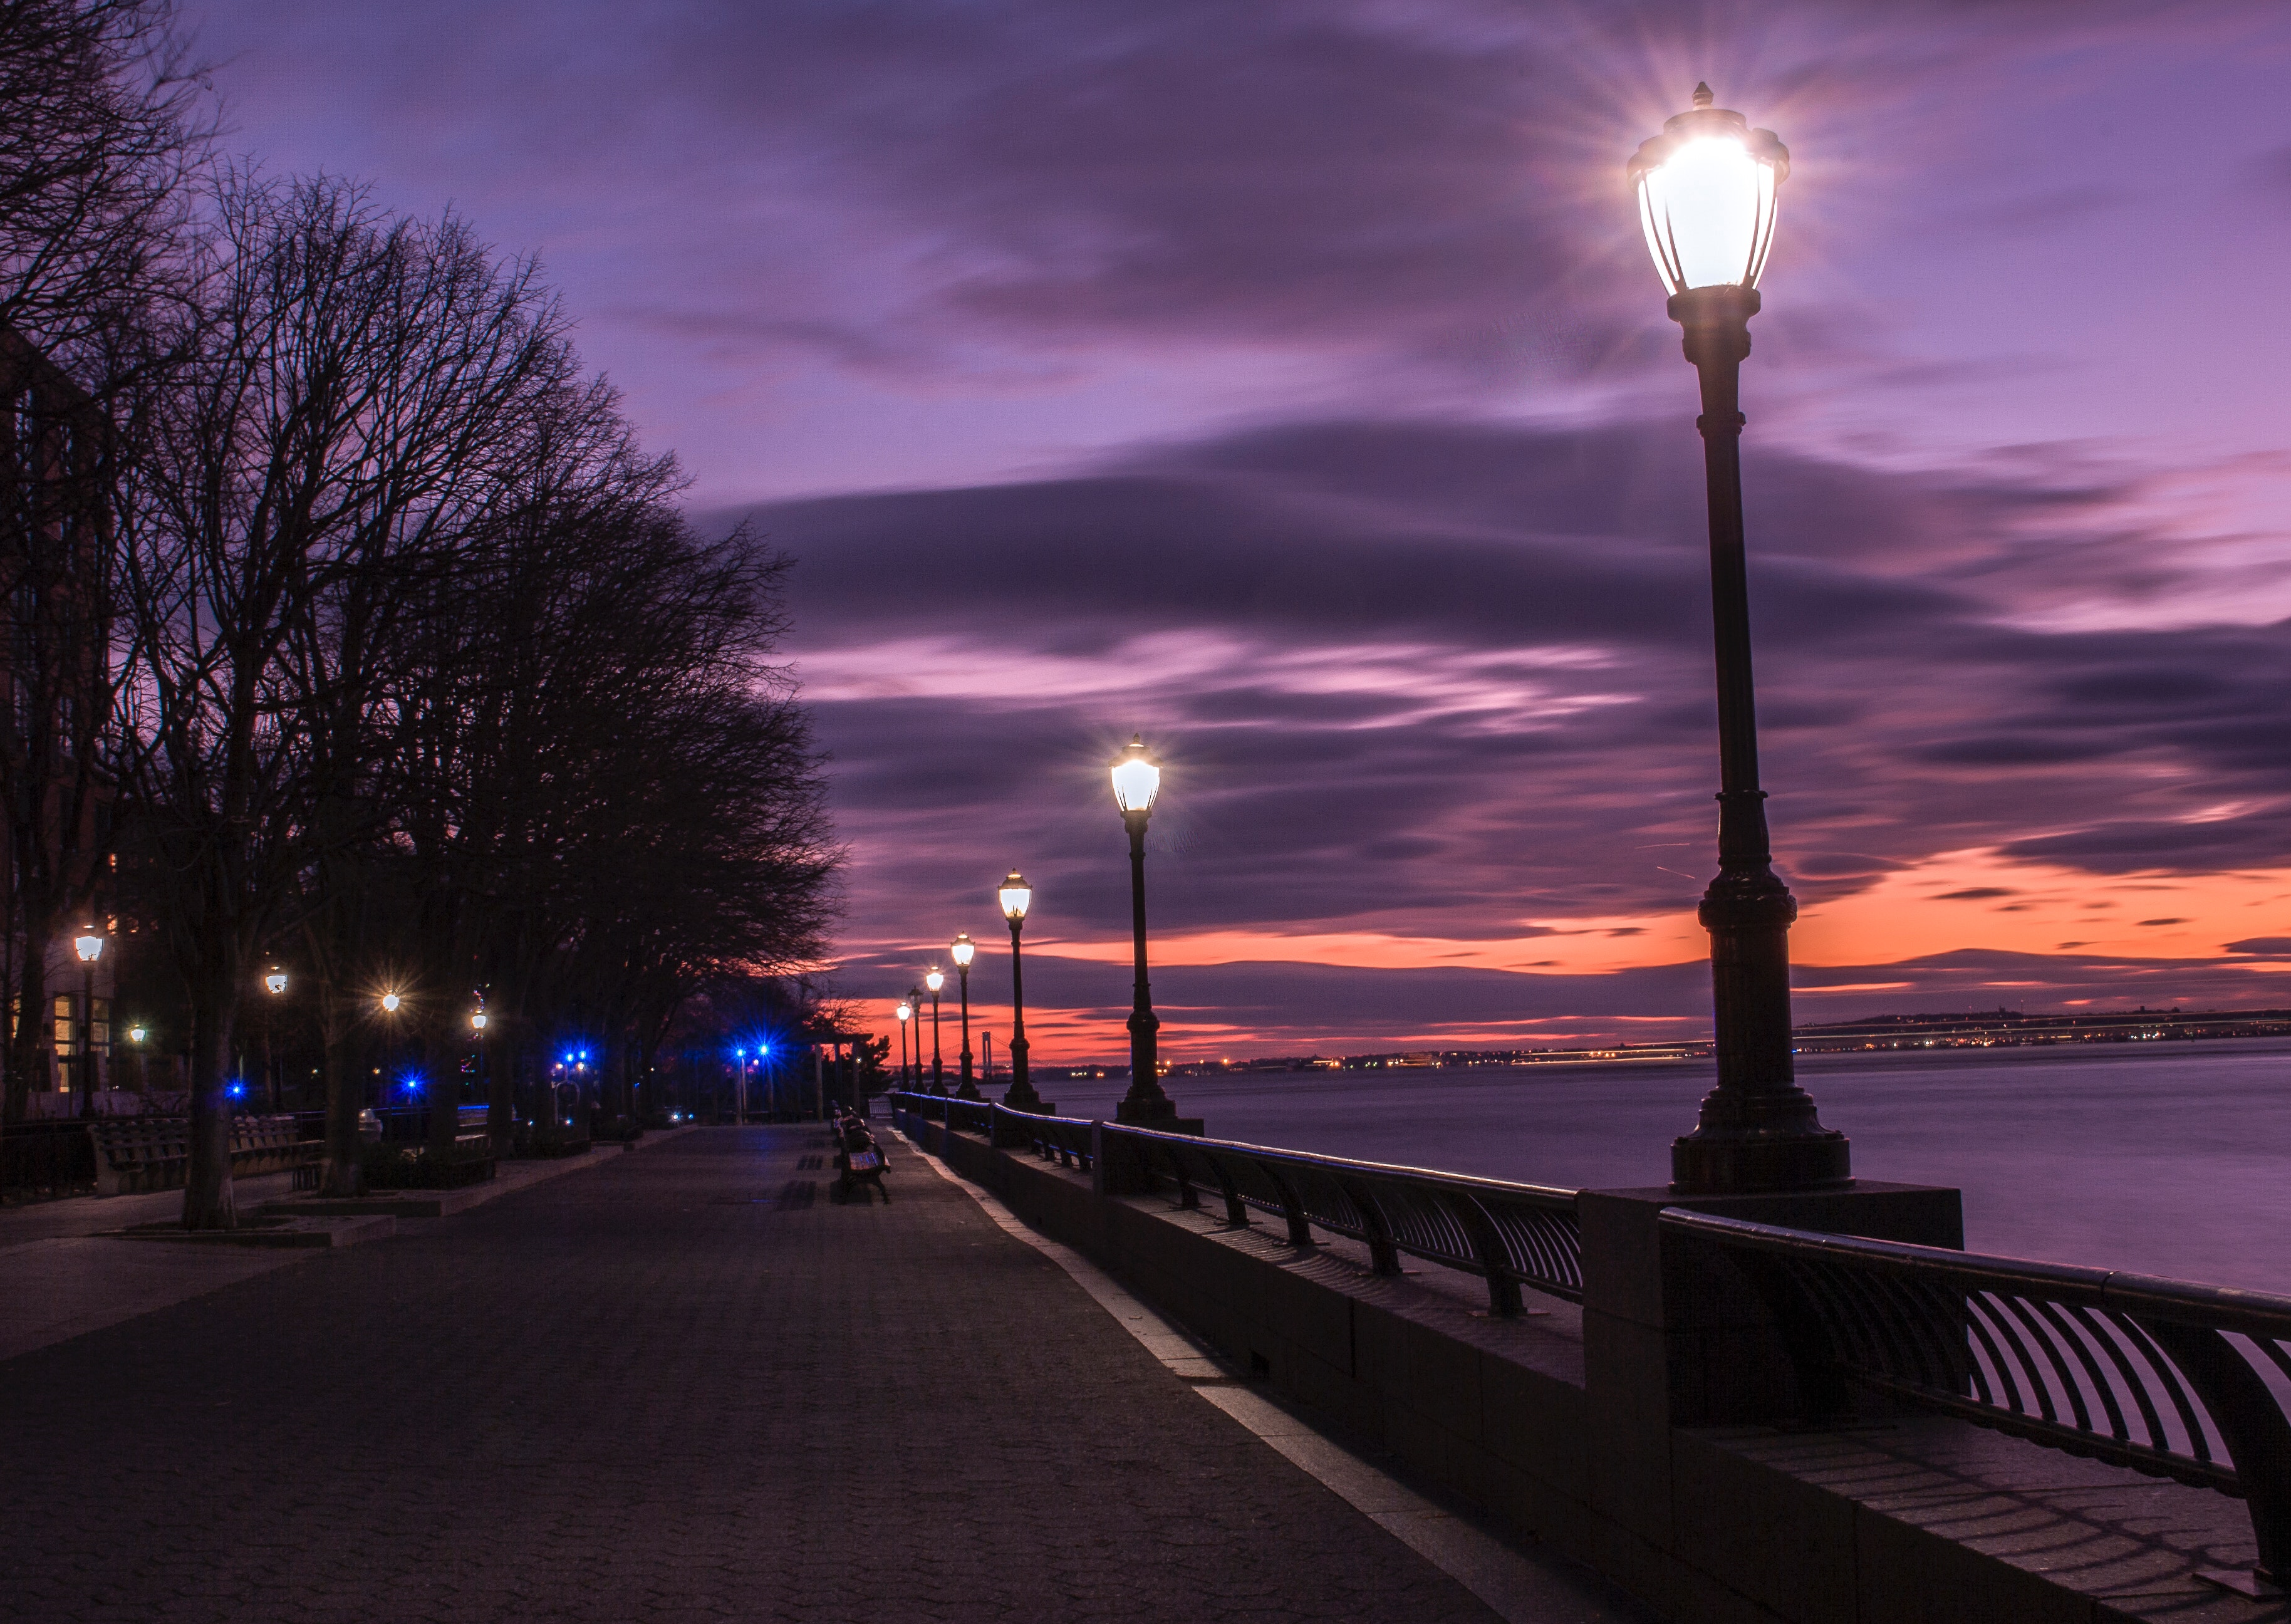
[889,1092,1581,1315]
[1665,1209,2291,1584]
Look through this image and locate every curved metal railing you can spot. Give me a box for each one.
[887,1092,1579,1314]
[1663,1209,2291,1586]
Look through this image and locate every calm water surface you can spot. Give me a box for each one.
[1029,1038,2291,1294]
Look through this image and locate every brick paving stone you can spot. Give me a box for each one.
[0,1127,1515,1623]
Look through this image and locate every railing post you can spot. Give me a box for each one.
[1342,1178,1402,1276]
[1260,1163,1314,1248]
[1089,1121,1107,1198]
[1450,1195,1523,1317]
[2136,1318,2291,1585]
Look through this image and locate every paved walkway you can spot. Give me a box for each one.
[0,1127,1636,1623]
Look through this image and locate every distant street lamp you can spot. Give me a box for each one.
[261,964,288,1111]
[72,927,104,1119]
[380,991,402,1013]
[895,999,913,1090]
[1631,84,1847,1193]
[923,966,945,1093]
[1109,736,1178,1125]
[997,869,1049,1113]
[950,934,979,1100]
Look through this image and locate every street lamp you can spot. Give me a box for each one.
[1109,735,1177,1125]
[895,1000,913,1091]
[923,966,945,1093]
[997,868,1050,1113]
[261,965,288,1112]
[950,933,979,1100]
[1631,84,1847,1194]
[380,991,402,1013]
[71,927,103,1119]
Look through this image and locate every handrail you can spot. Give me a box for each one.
[1664,1208,2291,1585]
[886,1091,1581,1315]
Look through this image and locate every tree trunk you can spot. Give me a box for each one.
[180,983,238,1230]
[488,1035,516,1158]
[317,979,363,1197]
[427,1019,459,1160]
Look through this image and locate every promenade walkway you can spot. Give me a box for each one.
[0,1125,1647,1623]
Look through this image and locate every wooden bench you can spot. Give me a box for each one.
[89,1115,324,1196]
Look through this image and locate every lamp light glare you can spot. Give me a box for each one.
[380,991,402,1013]
[1629,85,1787,298]
[1110,734,1161,815]
[73,931,104,964]
[998,870,1032,922]
[950,933,975,969]
[265,968,288,995]
[925,967,943,994]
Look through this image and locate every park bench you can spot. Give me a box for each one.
[88,1115,323,1196]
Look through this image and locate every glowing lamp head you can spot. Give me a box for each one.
[925,967,943,994]
[896,1001,912,1023]
[380,991,402,1013]
[73,930,103,964]
[998,870,1032,923]
[470,1011,488,1031]
[950,933,974,969]
[1110,735,1161,815]
[1628,83,1788,298]
[264,967,288,996]
[128,1025,146,1044]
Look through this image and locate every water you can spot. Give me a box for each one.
[1021,1038,2291,1294]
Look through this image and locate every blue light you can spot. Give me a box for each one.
[226,1083,245,1098]
[757,1041,770,1056]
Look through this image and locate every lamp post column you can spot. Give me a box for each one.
[955,963,977,1098]
[926,971,943,1093]
[1117,806,1170,1122]
[951,935,979,1100]
[78,955,96,1119]
[1003,912,1045,1112]
[1665,293,1848,1194]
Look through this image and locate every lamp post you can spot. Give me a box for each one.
[261,965,287,1112]
[923,967,944,1093]
[894,1000,912,1092]
[950,934,979,1100]
[71,927,104,1120]
[907,984,923,1086]
[1109,736,1178,1125]
[1631,84,1847,1194]
[997,869,1050,1113]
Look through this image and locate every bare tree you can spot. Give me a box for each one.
[115,173,578,1226]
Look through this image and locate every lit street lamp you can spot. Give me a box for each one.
[1631,84,1847,1193]
[997,869,1050,1113]
[1109,736,1178,1125]
[71,927,104,1120]
[924,966,945,1093]
[261,964,288,1111]
[895,999,913,1090]
[950,933,979,1100]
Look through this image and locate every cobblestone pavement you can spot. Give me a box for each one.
[2,1127,1514,1623]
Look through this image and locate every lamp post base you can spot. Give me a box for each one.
[1671,1125,1851,1194]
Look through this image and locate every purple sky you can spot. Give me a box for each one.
[190,1,2291,1060]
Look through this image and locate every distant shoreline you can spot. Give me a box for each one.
[1026,1005,2291,1081]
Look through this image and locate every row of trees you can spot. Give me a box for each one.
[0,2,843,1224]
